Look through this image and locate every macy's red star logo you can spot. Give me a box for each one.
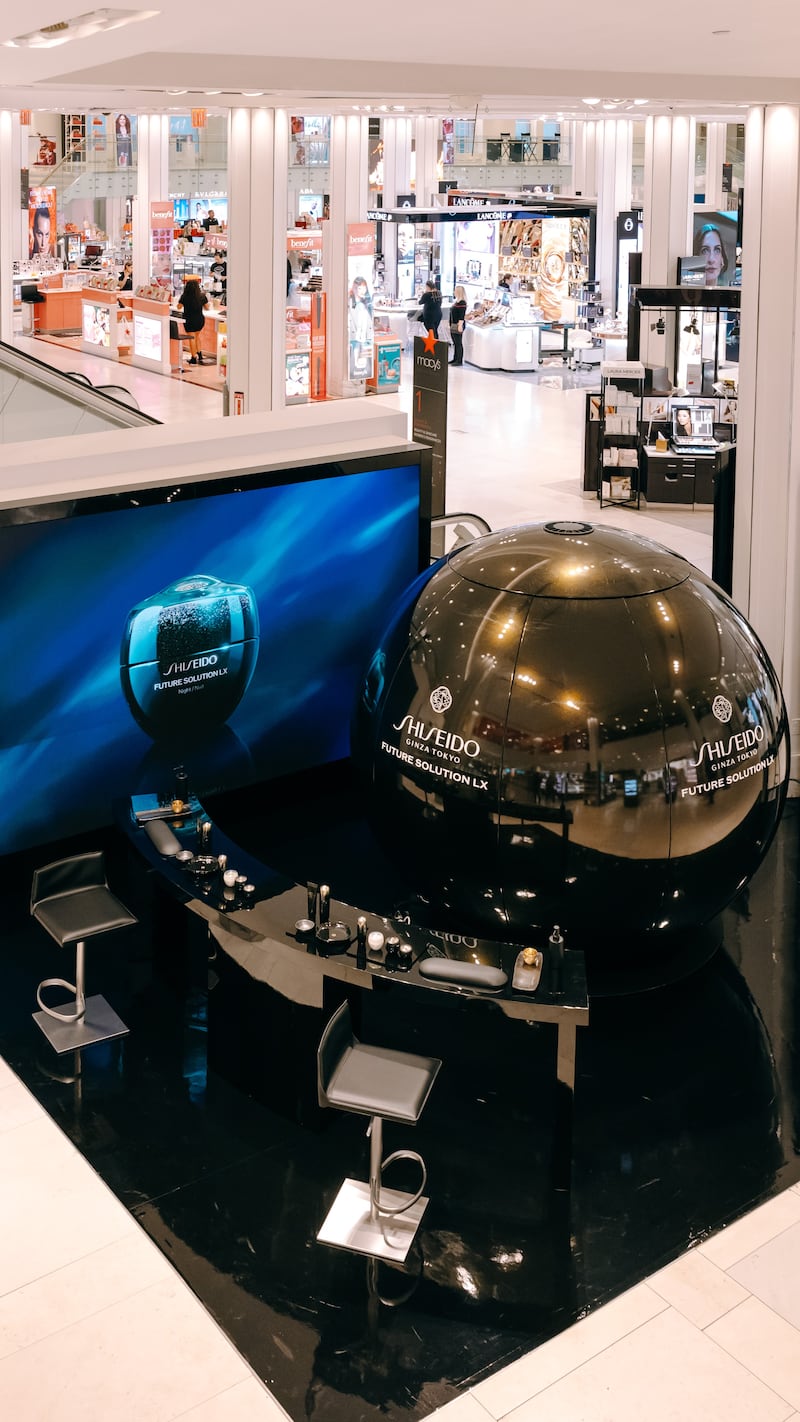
[422,328,437,354]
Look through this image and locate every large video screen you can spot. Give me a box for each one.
[0,460,423,854]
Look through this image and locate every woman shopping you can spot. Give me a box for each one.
[176,274,208,365]
[419,280,443,337]
[449,284,467,366]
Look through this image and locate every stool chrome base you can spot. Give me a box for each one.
[317,1178,429,1262]
[33,994,129,1055]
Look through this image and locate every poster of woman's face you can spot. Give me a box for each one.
[28,187,56,259]
[456,220,496,255]
[692,211,738,288]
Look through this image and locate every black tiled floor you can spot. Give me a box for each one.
[2,775,798,1421]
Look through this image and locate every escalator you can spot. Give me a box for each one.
[0,338,159,445]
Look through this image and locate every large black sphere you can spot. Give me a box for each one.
[352,521,789,962]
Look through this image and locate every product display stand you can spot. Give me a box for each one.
[597,360,644,509]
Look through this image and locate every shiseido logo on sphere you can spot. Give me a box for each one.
[392,714,481,760]
[430,686,452,713]
[713,695,733,723]
[689,724,764,768]
[165,654,219,676]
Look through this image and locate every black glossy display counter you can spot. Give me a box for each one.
[120,791,589,1187]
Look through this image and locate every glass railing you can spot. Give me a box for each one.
[446,137,567,167]
[0,340,159,445]
[30,126,228,209]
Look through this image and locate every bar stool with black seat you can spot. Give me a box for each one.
[31,851,137,1054]
[169,316,194,372]
[316,1000,441,1263]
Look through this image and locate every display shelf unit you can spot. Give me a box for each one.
[597,360,644,509]
[576,281,604,328]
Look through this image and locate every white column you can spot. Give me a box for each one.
[381,116,412,297]
[324,112,368,398]
[704,121,727,209]
[132,113,169,288]
[0,110,25,342]
[595,118,633,316]
[414,116,439,207]
[226,106,288,413]
[733,105,800,776]
[572,120,597,197]
[641,114,695,285]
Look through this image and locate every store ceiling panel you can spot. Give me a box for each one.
[1,0,798,113]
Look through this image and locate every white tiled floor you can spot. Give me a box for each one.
[4,344,791,1422]
[0,1065,288,1420]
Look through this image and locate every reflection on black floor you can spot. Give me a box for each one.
[1,768,798,1422]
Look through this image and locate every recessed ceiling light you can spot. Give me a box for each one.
[167,88,187,95]
[4,7,159,49]
[242,90,264,97]
[582,97,601,106]
[205,90,222,96]
[633,98,649,105]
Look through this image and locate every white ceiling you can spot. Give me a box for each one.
[1,0,799,117]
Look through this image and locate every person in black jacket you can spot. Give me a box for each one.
[449,284,467,366]
[419,281,442,336]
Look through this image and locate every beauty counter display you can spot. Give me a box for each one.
[374,299,453,345]
[131,294,172,374]
[13,271,84,335]
[81,288,127,361]
[286,307,311,402]
[463,318,542,371]
[373,302,418,344]
[366,335,402,392]
[198,309,227,365]
[35,280,83,334]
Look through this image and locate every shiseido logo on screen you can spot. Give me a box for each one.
[165,654,219,677]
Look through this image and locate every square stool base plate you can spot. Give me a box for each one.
[317,1178,428,1262]
[33,996,129,1055]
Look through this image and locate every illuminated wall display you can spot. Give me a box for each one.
[82,300,111,347]
[0,457,424,854]
[347,223,376,381]
[133,313,163,362]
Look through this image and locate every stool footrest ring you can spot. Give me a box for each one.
[36,977,84,1023]
[373,1148,428,1218]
